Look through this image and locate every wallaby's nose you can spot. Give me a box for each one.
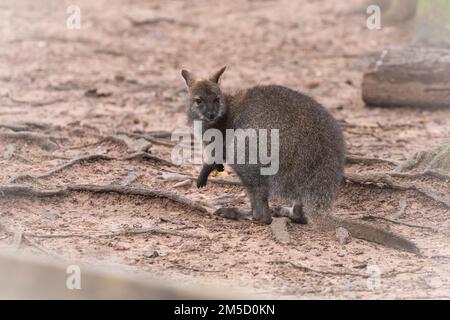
[206,112,215,120]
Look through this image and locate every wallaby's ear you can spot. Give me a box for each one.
[209,66,227,83]
[181,69,196,87]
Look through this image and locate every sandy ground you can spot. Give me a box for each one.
[0,0,449,299]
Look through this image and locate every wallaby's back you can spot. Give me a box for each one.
[226,85,345,210]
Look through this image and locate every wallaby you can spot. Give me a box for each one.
[181,66,419,254]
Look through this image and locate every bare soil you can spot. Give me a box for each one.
[0,0,449,299]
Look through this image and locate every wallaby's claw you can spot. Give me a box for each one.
[215,164,224,172]
[196,177,207,188]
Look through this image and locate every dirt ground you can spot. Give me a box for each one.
[0,0,449,299]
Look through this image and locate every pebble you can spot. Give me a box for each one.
[336,227,352,245]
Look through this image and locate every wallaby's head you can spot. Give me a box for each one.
[181,66,227,125]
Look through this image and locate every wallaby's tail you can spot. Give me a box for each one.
[308,214,420,255]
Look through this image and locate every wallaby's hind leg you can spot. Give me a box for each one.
[247,187,272,224]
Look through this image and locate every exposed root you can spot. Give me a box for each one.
[16,227,207,240]
[272,260,424,279]
[272,260,366,277]
[8,96,67,107]
[0,131,59,151]
[345,172,450,208]
[390,197,407,220]
[103,134,151,152]
[123,152,175,167]
[10,154,117,183]
[116,130,176,147]
[361,215,438,232]
[345,155,398,166]
[0,122,59,132]
[10,152,175,183]
[159,172,241,186]
[126,15,197,28]
[0,184,215,214]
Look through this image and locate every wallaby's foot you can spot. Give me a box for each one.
[291,203,308,224]
[251,206,273,224]
[272,205,291,218]
[215,207,251,221]
[260,212,273,225]
[272,205,307,224]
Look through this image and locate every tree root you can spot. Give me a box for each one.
[345,155,398,166]
[116,130,176,147]
[8,96,67,108]
[103,134,151,152]
[345,172,450,208]
[272,260,424,279]
[0,184,215,214]
[10,152,175,183]
[0,122,59,132]
[0,131,59,151]
[361,215,438,232]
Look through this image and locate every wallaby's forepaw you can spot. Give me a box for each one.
[215,164,224,172]
[196,175,208,188]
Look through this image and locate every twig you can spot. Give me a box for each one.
[159,172,241,186]
[272,260,366,277]
[11,154,116,183]
[361,215,438,232]
[22,235,61,258]
[0,122,59,132]
[9,96,66,107]
[1,224,207,240]
[273,260,424,279]
[126,15,197,28]
[390,197,407,220]
[97,227,206,239]
[123,152,175,167]
[103,134,151,152]
[116,130,176,147]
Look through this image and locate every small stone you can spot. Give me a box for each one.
[41,212,60,220]
[143,250,159,258]
[173,179,192,188]
[336,227,352,245]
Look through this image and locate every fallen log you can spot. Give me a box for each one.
[362,47,450,108]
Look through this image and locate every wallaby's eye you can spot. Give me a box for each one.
[193,97,202,105]
[213,97,220,103]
